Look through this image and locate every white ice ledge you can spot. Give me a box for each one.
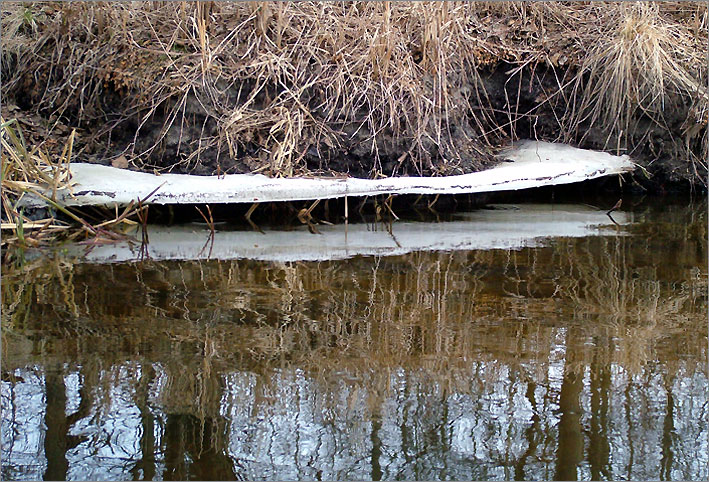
[24,140,635,208]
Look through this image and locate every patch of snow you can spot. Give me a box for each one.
[21,141,634,208]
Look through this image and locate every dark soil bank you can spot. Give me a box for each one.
[2,2,707,190]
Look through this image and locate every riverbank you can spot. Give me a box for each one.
[2,2,706,184]
[1,2,707,246]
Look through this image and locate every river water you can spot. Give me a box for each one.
[1,195,707,481]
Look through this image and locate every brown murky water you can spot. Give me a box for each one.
[2,196,707,481]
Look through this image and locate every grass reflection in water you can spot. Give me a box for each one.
[1,199,707,481]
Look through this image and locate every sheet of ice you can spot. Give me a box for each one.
[51,204,630,264]
[21,141,635,208]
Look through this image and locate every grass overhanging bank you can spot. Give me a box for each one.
[1,1,707,245]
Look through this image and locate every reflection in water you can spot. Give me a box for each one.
[2,199,708,481]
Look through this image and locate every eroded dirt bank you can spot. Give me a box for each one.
[2,2,707,189]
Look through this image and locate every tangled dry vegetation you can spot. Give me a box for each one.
[1,1,707,186]
[0,118,152,247]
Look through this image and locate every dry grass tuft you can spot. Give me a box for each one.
[560,3,708,174]
[1,118,74,246]
[1,118,149,247]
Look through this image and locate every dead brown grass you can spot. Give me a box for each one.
[1,1,707,183]
[1,117,76,246]
[1,118,149,247]
[559,3,708,175]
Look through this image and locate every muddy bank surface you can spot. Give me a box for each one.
[2,2,707,189]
